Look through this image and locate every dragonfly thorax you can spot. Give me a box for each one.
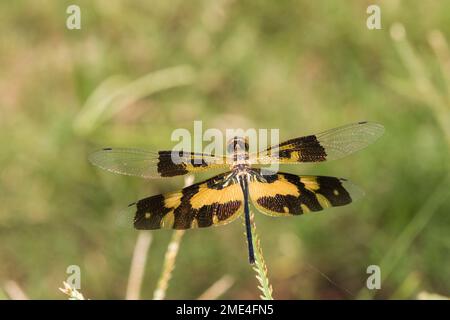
[233,163,250,174]
[227,136,250,165]
[227,136,249,153]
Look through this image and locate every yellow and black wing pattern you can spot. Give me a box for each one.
[254,121,384,164]
[132,172,244,229]
[249,171,364,216]
[88,148,228,178]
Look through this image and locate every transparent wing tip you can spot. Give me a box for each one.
[88,148,112,166]
[340,178,365,203]
[114,204,136,230]
[359,121,385,139]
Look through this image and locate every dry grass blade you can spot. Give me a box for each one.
[417,291,449,300]
[389,23,450,142]
[125,231,153,300]
[59,281,86,300]
[357,174,450,299]
[3,280,29,300]
[74,65,196,135]
[197,275,235,300]
[153,175,194,300]
[153,230,185,300]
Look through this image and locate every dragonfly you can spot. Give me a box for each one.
[89,121,384,264]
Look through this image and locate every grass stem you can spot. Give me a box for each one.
[248,211,274,300]
[152,175,194,300]
[153,230,185,300]
[125,231,153,300]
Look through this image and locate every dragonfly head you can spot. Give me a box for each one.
[227,136,249,154]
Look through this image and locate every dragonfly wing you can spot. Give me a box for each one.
[249,171,364,216]
[132,172,244,229]
[89,148,229,179]
[254,122,384,164]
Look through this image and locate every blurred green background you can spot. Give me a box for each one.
[0,0,449,300]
